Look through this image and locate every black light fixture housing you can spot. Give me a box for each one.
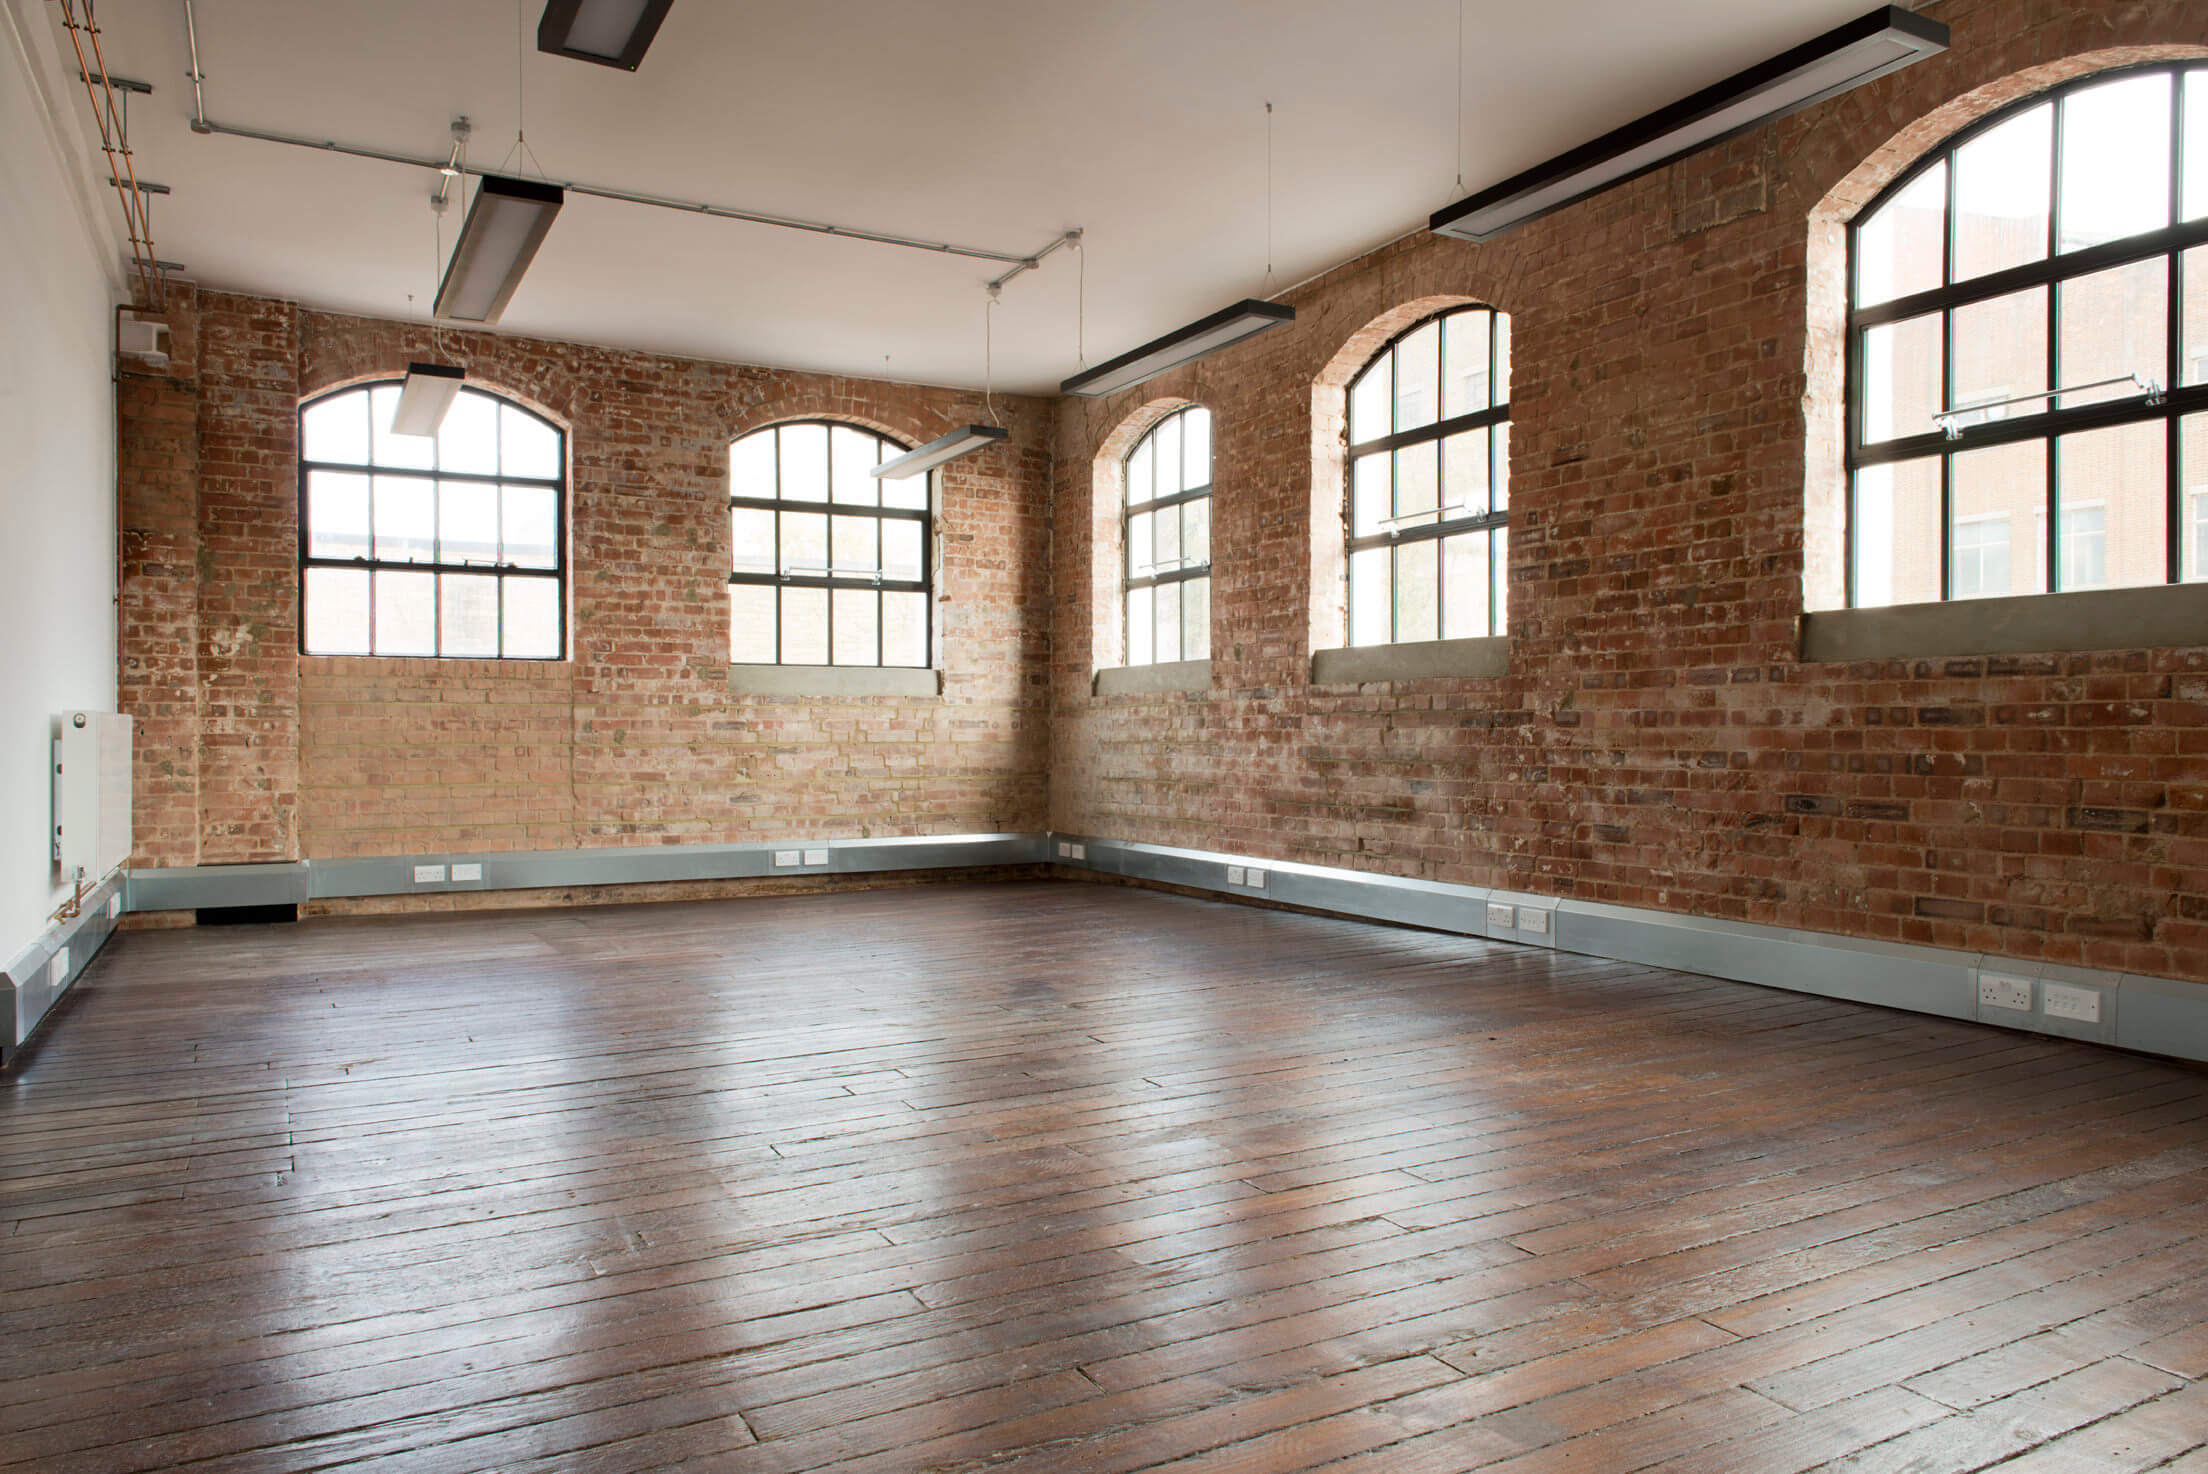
[871,425,1011,480]
[1059,299,1295,398]
[434,174,565,324]
[1431,6,1948,243]
[390,363,467,438]
[537,0,674,71]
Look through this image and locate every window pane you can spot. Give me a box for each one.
[780,511,826,574]
[1126,436,1154,507]
[501,575,560,658]
[2059,421,2166,591]
[1442,427,1490,517]
[502,484,558,569]
[1351,451,1391,536]
[1951,440,2045,599]
[2057,71,2172,252]
[1949,286,2047,430]
[2187,412,2208,582]
[1442,531,1491,640]
[373,569,435,655]
[372,476,435,564]
[2188,71,2208,223]
[1153,413,1185,496]
[2184,245,2208,388]
[2058,258,2167,409]
[302,391,369,465]
[1492,526,1508,628]
[439,573,500,656]
[881,467,929,511]
[1856,162,1947,308]
[780,586,827,664]
[778,423,828,503]
[883,591,928,667]
[1154,495,1182,568]
[368,386,435,471]
[1861,312,1944,442]
[1183,407,1212,487]
[1395,440,1438,526]
[435,391,499,476]
[882,519,923,582]
[830,427,880,505]
[1395,538,1438,644]
[1127,510,1154,576]
[307,471,371,561]
[1442,311,1491,418]
[1126,586,1154,666]
[730,428,776,498]
[732,507,776,576]
[730,583,776,663]
[1349,546,1390,646]
[832,588,878,666]
[1183,577,1210,661]
[1393,321,1440,433]
[1182,496,1210,570]
[1349,355,1391,445]
[303,568,370,654]
[1154,580,1181,666]
[1493,421,1511,512]
[1952,102,2051,283]
[501,405,560,481]
[1494,313,1511,404]
[1851,458,1942,607]
[831,515,879,578]
[438,481,501,566]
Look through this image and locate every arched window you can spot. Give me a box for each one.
[1344,305,1511,645]
[1124,405,1212,665]
[298,382,564,658]
[728,422,932,668]
[1847,65,2208,607]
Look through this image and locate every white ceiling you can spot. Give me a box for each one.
[71,0,1897,393]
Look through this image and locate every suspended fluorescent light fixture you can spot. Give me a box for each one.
[390,363,466,437]
[1431,5,1947,243]
[538,0,673,71]
[434,174,564,323]
[1059,299,1294,398]
[871,425,1010,480]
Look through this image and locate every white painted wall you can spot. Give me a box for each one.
[0,0,123,970]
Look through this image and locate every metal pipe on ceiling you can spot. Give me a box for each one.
[58,0,164,306]
[175,0,1076,280]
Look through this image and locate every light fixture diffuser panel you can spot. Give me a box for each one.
[871,425,1010,479]
[1431,6,1947,242]
[390,362,466,437]
[538,0,674,70]
[434,175,564,324]
[1060,299,1295,398]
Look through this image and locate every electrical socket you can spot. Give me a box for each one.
[772,851,801,868]
[1246,868,1266,889]
[2042,982,2102,1024]
[1226,866,1245,885]
[1057,841,1072,858]
[1487,901,1515,930]
[1978,972,2033,1011]
[413,864,446,884]
[1069,843,1085,860]
[803,849,829,866]
[450,863,483,882]
[51,946,69,986]
[107,894,121,920]
[1521,908,1551,936]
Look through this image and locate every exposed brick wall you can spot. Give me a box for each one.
[118,296,1051,872]
[1048,0,2208,984]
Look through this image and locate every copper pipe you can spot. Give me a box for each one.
[58,0,162,307]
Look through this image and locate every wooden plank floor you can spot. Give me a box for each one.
[3,879,2205,1473]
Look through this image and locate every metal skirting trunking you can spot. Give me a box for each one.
[2,870,125,1068]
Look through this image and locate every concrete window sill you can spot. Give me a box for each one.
[1311,636,1510,685]
[1093,660,1212,697]
[1800,583,2208,663]
[728,665,942,698]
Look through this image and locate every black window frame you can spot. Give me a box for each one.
[1844,62,2208,607]
[296,380,568,660]
[1344,304,1512,644]
[727,420,935,669]
[1122,404,1213,666]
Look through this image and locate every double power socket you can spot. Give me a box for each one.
[1979,971,2103,1024]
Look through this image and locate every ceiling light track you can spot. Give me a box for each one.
[175,0,1075,279]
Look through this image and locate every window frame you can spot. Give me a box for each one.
[1844,62,2208,607]
[1343,305,1512,645]
[726,419,935,669]
[296,380,568,661]
[1122,404,1212,667]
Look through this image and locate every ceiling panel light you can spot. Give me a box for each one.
[1059,299,1295,398]
[871,425,1011,480]
[434,174,564,324]
[1431,6,1948,243]
[390,363,466,437]
[537,0,673,71]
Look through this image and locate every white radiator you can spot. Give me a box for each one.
[52,711,133,884]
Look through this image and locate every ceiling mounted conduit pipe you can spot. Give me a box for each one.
[174,0,1077,281]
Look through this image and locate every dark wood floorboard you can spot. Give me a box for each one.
[3,878,2205,1473]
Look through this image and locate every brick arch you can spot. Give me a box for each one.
[298,356,574,437]
[720,395,935,455]
[1801,45,2208,612]
[1087,397,1203,671]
